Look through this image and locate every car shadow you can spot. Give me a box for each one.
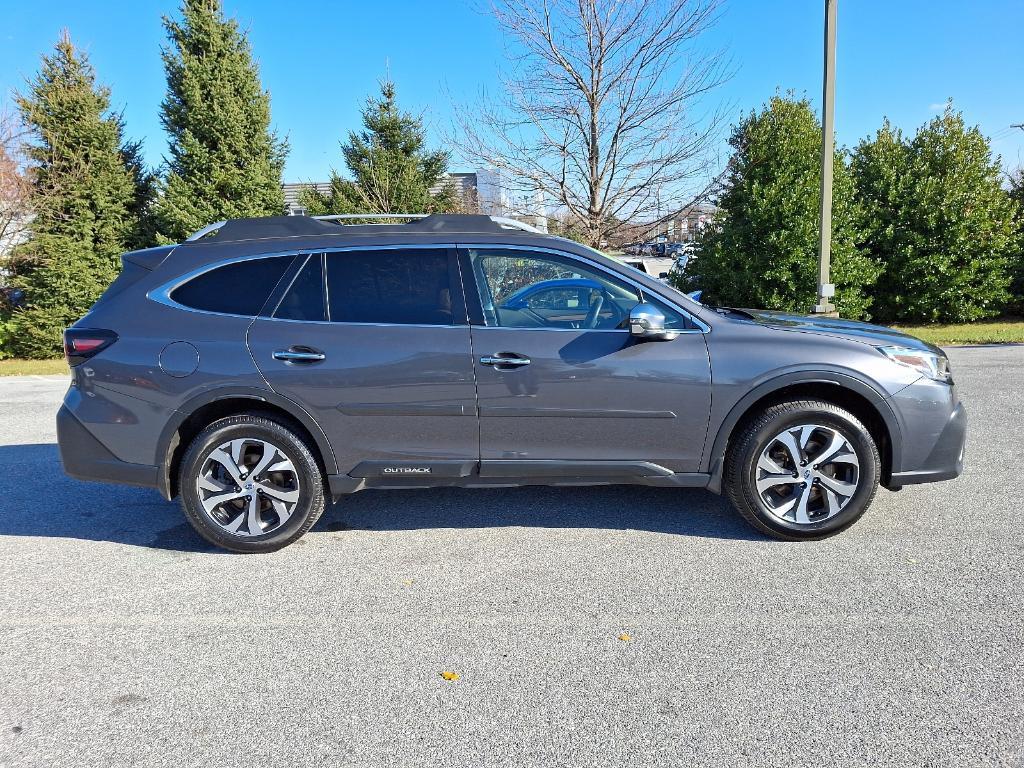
[0,444,761,552]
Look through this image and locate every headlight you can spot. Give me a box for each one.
[877,345,953,383]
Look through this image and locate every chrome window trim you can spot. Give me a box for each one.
[459,243,710,334]
[147,243,456,322]
[148,241,710,334]
[470,325,638,335]
[148,250,317,319]
[250,317,473,330]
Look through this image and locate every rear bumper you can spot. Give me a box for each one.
[57,405,160,489]
[886,397,966,488]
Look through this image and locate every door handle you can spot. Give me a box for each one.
[480,354,531,367]
[273,347,326,363]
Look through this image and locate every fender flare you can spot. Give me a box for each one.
[155,385,338,499]
[703,370,902,494]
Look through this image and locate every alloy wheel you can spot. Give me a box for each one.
[755,424,860,525]
[195,438,300,537]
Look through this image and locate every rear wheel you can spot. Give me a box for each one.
[178,413,325,553]
[725,400,880,540]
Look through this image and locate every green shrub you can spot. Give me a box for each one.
[1009,169,1024,314]
[0,317,15,360]
[681,95,880,319]
[8,307,69,359]
[851,106,1017,323]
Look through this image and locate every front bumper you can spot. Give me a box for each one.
[57,405,160,489]
[885,384,966,489]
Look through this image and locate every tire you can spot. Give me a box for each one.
[178,413,326,553]
[724,399,880,541]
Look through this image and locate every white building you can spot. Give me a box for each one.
[474,168,547,233]
[662,203,717,242]
[281,182,333,217]
[0,208,32,262]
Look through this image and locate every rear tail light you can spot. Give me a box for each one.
[63,328,118,367]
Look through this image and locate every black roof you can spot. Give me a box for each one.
[200,215,539,244]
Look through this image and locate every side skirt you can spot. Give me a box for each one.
[328,459,711,499]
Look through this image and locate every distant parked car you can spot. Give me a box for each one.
[665,242,692,258]
[0,285,24,313]
[621,255,676,282]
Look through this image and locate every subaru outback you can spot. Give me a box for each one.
[56,214,966,552]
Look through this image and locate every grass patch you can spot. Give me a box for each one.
[892,317,1024,346]
[0,358,69,376]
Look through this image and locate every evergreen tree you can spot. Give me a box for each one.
[122,138,158,249]
[8,33,151,358]
[155,0,287,242]
[1010,168,1024,212]
[852,105,1016,323]
[301,81,454,215]
[847,119,907,304]
[680,96,880,319]
[1008,168,1024,313]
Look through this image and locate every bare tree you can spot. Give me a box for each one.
[454,0,729,246]
[0,107,33,259]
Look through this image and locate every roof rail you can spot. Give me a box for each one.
[313,213,543,234]
[181,213,547,243]
[312,214,428,222]
[488,216,544,234]
[185,221,227,242]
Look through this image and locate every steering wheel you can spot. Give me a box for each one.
[582,291,606,329]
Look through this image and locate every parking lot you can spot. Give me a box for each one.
[0,346,1021,767]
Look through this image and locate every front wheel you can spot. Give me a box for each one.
[724,400,880,540]
[178,413,326,553]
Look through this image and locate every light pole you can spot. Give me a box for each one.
[813,0,838,316]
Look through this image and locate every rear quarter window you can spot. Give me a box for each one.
[275,254,326,322]
[170,256,293,316]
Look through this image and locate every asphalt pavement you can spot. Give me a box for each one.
[0,347,1022,767]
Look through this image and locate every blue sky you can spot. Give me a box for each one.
[2,0,1022,181]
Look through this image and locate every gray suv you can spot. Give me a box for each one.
[57,214,966,552]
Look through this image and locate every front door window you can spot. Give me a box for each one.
[468,249,687,331]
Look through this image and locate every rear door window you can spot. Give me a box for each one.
[325,249,459,325]
[170,256,292,316]
[274,254,326,322]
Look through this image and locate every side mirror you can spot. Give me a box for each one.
[629,303,679,341]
